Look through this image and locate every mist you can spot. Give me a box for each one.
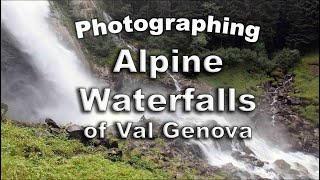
[1,1,319,179]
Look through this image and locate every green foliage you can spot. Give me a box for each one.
[198,67,268,97]
[83,36,115,58]
[202,2,221,15]
[190,33,208,55]
[213,47,244,65]
[101,0,318,53]
[146,36,171,50]
[128,156,154,171]
[290,53,319,102]
[272,48,301,70]
[293,105,319,125]
[289,53,319,124]
[210,44,275,73]
[108,153,123,162]
[284,0,319,50]
[1,121,169,179]
[96,0,317,76]
[303,105,319,124]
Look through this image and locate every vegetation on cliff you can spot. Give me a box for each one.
[290,53,319,124]
[52,0,319,124]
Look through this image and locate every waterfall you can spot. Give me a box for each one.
[103,12,113,23]
[167,72,182,92]
[165,73,319,179]
[271,76,293,106]
[175,112,319,179]
[1,1,136,125]
[102,12,138,52]
[270,75,294,127]
[1,1,319,179]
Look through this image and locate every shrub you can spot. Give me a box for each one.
[189,33,208,55]
[272,48,300,71]
[84,36,115,57]
[213,47,243,66]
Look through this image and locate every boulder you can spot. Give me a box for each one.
[233,171,251,180]
[288,121,300,132]
[232,152,264,167]
[65,124,85,140]
[49,127,64,135]
[223,163,237,172]
[288,169,300,176]
[108,149,122,156]
[100,138,119,149]
[238,140,255,155]
[1,103,8,119]
[45,118,60,129]
[161,148,174,158]
[278,92,285,98]
[274,159,291,171]
[293,162,309,174]
[286,97,302,105]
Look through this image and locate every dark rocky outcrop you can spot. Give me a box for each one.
[65,124,85,140]
[45,118,60,129]
[255,72,319,157]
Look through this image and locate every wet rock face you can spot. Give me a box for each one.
[222,163,261,179]
[257,73,319,157]
[232,151,264,168]
[293,162,309,175]
[273,159,313,179]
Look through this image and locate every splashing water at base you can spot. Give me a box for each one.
[173,112,319,179]
[161,74,319,179]
[1,1,319,179]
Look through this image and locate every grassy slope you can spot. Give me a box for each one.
[197,67,269,98]
[1,121,169,179]
[197,53,319,124]
[289,53,319,124]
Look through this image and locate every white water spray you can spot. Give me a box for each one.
[1,1,319,179]
[1,1,136,125]
[167,72,182,92]
[163,74,319,179]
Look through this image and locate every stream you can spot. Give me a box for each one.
[1,1,319,179]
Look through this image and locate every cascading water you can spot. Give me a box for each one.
[1,1,319,179]
[165,74,319,179]
[1,1,136,125]
[270,75,294,126]
[102,12,138,52]
[167,72,182,92]
[271,76,294,106]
